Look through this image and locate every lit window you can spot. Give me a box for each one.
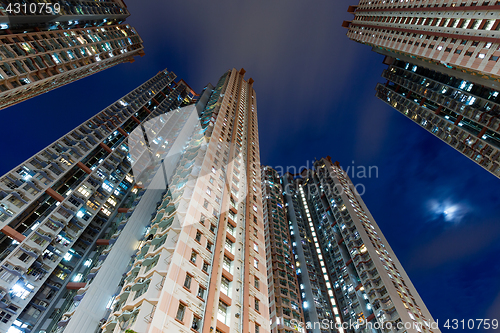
[485,20,495,30]
[217,301,228,324]
[101,207,111,216]
[77,186,91,198]
[106,197,117,206]
[221,276,230,295]
[7,325,23,333]
[223,256,232,273]
[11,283,34,300]
[190,251,197,264]
[102,183,113,192]
[227,224,235,236]
[197,286,206,299]
[225,239,233,253]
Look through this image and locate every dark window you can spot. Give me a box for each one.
[176,303,186,322]
[184,274,192,289]
[192,316,201,332]
[202,261,210,272]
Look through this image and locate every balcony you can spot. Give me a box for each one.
[157,216,174,230]
[63,226,79,240]
[1,262,25,278]
[51,237,70,252]
[57,316,71,328]
[117,218,129,231]
[119,287,131,303]
[66,219,85,233]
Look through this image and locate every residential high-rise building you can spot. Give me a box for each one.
[343,1,500,179]
[343,1,500,81]
[261,166,305,333]
[12,67,270,333]
[0,68,196,333]
[282,171,339,333]
[376,56,500,178]
[90,68,270,333]
[280,158,440,333]
[0,0,144,110]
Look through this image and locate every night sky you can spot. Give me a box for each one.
[2,1,500,331]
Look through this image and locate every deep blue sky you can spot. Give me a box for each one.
[2,1,500,331]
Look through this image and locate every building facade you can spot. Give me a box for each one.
[376,56,500,178]
[281,172,335,333]
[344,1,500,179]
[261,166,305,333]
[81,68,270,333]
[0,68,196,333]
[0,0,144,110]
[280,158,440,333]
[343,0,500,81]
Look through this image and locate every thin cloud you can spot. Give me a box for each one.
[407,218,500,270]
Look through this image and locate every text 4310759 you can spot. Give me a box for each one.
[5,2,61,15]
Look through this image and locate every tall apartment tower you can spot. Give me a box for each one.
[0,0,144,110]
[343,1,500,81]
[282,171,340,333]
[281,159,440,333]
[261,166,305,333]
[0,68,196,333]
[69,68,270,333]
[376,56,500,178]
[344,1,500,179]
